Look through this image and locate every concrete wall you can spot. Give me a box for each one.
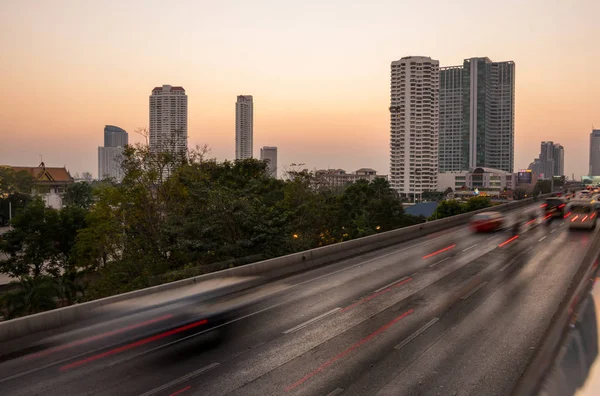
[0,196,543,342]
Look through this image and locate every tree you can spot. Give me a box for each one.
[430,200,464,220]
[0,198,61,279]
[464,196,492,212]
[64,182,94,208]
[533,180,552,196]
[0,276,59,319]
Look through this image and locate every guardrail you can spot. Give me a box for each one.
[0,196,545,343]
[512,211,600,395]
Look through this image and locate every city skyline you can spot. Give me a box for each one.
[0,1,598,178]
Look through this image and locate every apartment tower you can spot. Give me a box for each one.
[390,56,440,200]
[236,95,254,159]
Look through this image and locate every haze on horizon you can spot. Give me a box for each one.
[0,0,598,179]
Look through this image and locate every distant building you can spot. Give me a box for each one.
[104,125,128,147]
[8,162,74,209]
[528,141,565,179]
[439,57,515,173]
[150,85,188,155]
[437,167,516,192]
[390,56,440,200]
[98,125,128,182]
[260,146,277,178]
[236,95,253,160]
[315,168,388,189]
[590,130,600,176]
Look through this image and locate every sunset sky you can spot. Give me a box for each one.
[1,0,598,179]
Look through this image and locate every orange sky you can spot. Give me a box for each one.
[0,0,598,179]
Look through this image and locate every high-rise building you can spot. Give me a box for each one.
[390,56,440,200]
[260,146,277,178]
[439,57,515,172]
[149,85,188,155]
[527,141,565,179]
[553,143,564,177]
[439,66,464,172]
[236,95,253,159]
[540,141,555,179]
[98,125,128,182]
[104,125,128,148]
[590,130,600,176]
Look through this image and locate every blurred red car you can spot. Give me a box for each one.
[470,211,505,232]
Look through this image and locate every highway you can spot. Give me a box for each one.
[0,203,596,396]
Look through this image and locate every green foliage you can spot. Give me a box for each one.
[533,179,552,196]
[1,143,426,312]
[464,196,492,212]
[0,276,59,319]
[430,196,493,220]
[64,182,93,208]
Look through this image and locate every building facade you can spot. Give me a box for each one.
[590,130,600,176]
[528,141,565,179]
[9,162,74,209]
[437,167,516,192]
[98,125,128,182]
[390,56,440,200]
[236,95,253,159]
[315,168,388,189]
[439,57,515,173]
[104,125,128,147]
[260,146,277,178]
[149,85,188,155]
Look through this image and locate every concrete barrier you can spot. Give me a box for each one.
[0,196,546,342]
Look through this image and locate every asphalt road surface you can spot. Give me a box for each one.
[0,204,594,396]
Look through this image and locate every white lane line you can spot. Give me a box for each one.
[539,236,547,242]
[282,308,341,334]
[461,281,488,300]
[428,256,450,268]
[138,362,219,396]
[394,317,440,350]
[374,276,410,293]
[461,244,478,252]
[499,259,516,272]
[487,235,497,240]
[326,388,345,396]
[551,229,556,233]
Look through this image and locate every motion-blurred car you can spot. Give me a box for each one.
[470,211,504,232]
[567,201,597,230]
[542,197,567,218]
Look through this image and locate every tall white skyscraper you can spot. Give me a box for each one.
[390,56,440,200]
[236,95,253,159]
[260,146,278,178]
[149,85,188,155]
[439,58,515,172]
[98,125,128,182]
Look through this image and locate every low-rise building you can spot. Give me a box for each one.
[9,162,74,209]
[315,168,388,189]
[437,167,516,193]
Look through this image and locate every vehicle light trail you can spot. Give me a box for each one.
[60,319,208,371]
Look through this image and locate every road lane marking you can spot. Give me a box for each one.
[139,363,219,396]
[487,235,497,240]
[285,309,414,392]
[326,388,344,396]
[282,308,342,334]
[551,229,556,233]
[169,385,192,396]
[461,244,478,252]
[539,236,547,242]
[428,257,450,268]
[394,317,439,350]
[499,259,517,272]
[461,281,488,300]
[374,276,411,293]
